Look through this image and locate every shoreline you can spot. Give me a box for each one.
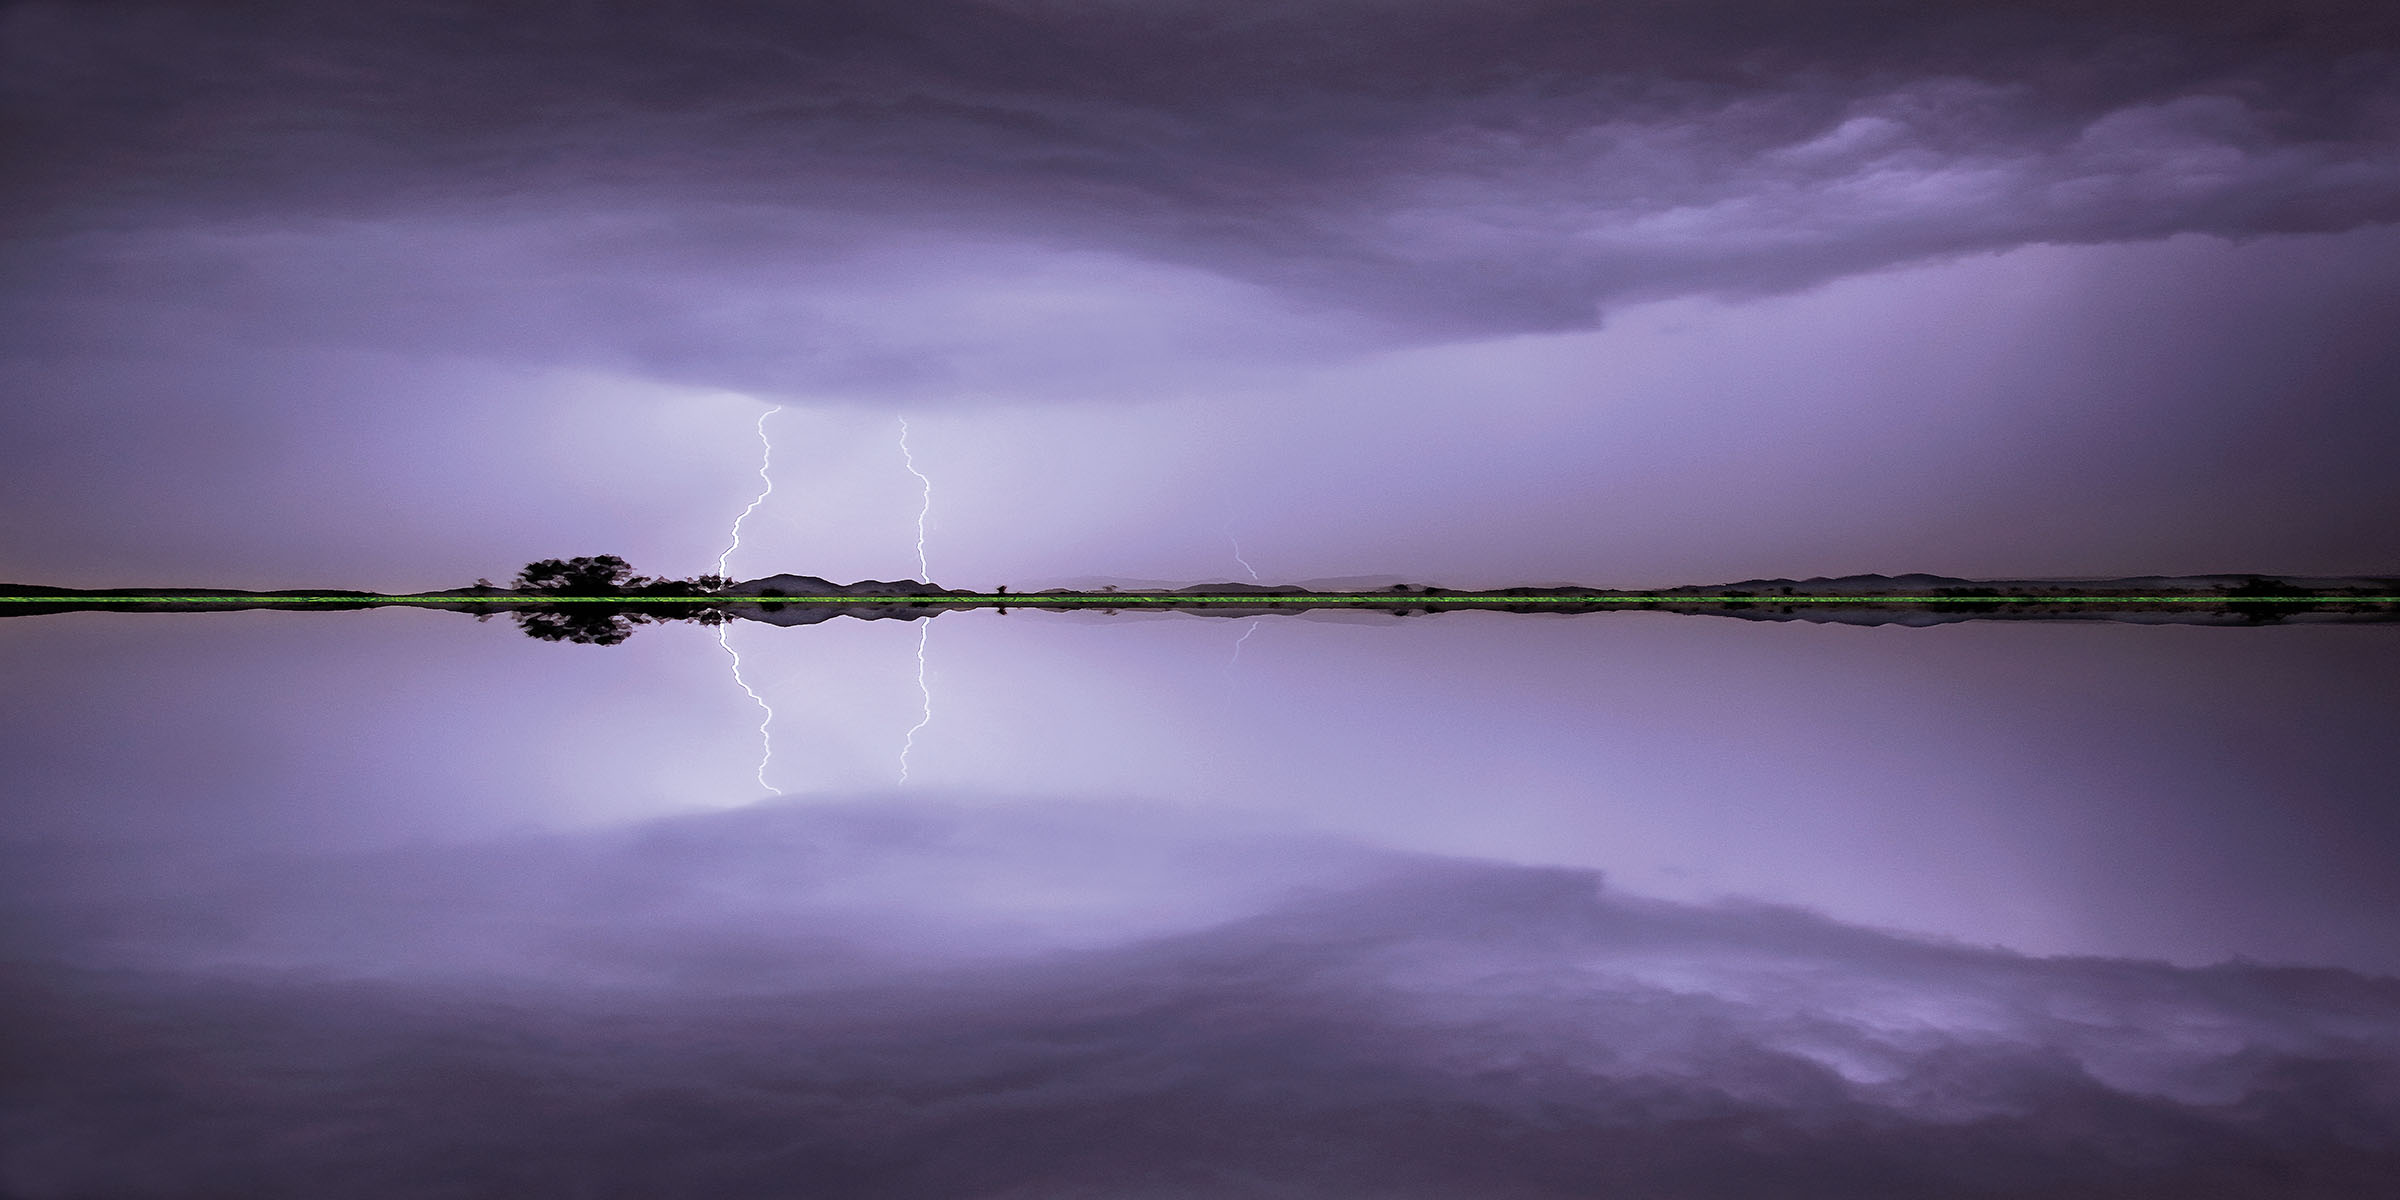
[4,573,2397,629]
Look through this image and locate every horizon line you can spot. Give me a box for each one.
[8,594,2400,606]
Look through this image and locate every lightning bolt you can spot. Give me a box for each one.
[898,621,932,784]
[720,403,782,795]
[1229,534,1262,582]
[898,415,931,582]
[720,625,782,795]
[719,405,782,578]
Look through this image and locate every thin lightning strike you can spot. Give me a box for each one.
[719,403,783,796]
[899,416,931,582]
[898,621,932,784]
[1229,534,1261,582]
[719,625,782,795]
[718,405,782,578]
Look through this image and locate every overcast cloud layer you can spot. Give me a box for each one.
[6,1,2400,587]
[7,0,2400,391]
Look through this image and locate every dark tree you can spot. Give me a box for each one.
[515,555,643,593]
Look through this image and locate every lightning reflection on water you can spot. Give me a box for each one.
[899,621,932,784]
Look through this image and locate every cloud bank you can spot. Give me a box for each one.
[7,799,2397,1197]
[7,0,2400,396]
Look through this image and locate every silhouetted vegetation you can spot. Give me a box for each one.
[512,556,729,596]
[508,557,732,644]
[514,555,639,592]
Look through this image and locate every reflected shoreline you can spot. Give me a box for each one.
[5,571,2399,641]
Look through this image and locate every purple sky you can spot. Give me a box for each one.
[4,0,2400,589]
[6,2,2400,1195]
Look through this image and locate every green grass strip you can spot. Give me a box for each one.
[6,595,2398,605]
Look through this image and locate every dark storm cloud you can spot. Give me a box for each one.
[6,0,2400,373]
[8,799,2399,1198]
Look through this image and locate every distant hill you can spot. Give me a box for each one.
[1038,574,1415,592]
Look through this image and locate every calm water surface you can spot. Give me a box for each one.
[5,609,2397,1195]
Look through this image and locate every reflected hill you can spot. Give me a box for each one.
[4,559,2399,643]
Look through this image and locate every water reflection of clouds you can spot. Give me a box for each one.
[12,798,2398,1197]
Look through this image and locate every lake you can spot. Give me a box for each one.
[5,605,2396,1195]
